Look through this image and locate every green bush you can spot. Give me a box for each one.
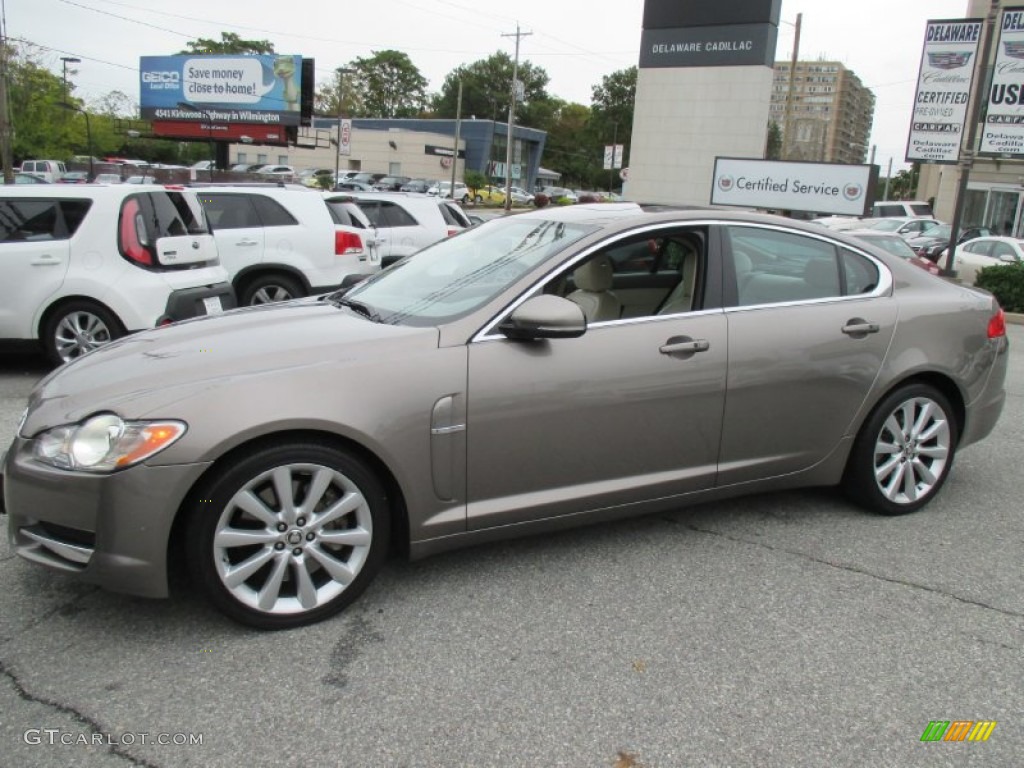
[974,262,1024,312]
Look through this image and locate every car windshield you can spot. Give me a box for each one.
[339,216,593,326]
[924,224,951,240]
[863,219,904,232]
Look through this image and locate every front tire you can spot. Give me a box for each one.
[240,273,305,306]
[42,301,124,365]
[843,383,957,515]
[185,442,390,629]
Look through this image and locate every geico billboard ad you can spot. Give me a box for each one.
[140,55,302,126]
[981,7,1024,155]
[711,158,877,216]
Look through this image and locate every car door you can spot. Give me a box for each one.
[0,198,75,338]
[200,193,265,279]
[465,225,728,530]
[718,223,898,485]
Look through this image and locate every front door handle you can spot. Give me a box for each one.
[659,337,710,356]
[842,319,880,336]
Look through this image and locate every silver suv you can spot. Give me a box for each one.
[329,191,470,267]
[194,184,379,304]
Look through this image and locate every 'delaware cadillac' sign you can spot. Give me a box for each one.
[710,158,878,216]
[906,18,982,164]
[981,7,1024,156]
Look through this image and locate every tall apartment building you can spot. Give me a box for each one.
[769,60,875,165]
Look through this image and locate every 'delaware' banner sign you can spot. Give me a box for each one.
[981,7,1024,156]
[906,18,982,164]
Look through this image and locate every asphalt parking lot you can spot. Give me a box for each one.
[1,328,1021,768]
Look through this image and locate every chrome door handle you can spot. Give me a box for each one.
[659,338,710,355]
[842,320,880,335]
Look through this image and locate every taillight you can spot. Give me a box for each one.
[335,230,364,255]
[988,308,1006,339]
[118,198,153,266]
[446,227,458,237]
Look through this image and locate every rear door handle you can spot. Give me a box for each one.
[659,337,710,356]
[30,256,62,266]
[841,320,880,336]
[235,239,260,247]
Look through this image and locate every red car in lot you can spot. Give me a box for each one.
[846,230,941,275]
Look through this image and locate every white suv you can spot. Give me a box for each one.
[0,184,234,365]
[193,184,380,304]
[330,191,470,268]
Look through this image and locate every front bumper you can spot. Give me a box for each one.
[3,436,211,598]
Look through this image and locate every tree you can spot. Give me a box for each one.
[4,42,76,162]
[349,51,428,118]
[179,33,274,55]
[314,69,360,117]
[765,121,782,160]
[433,52,553,129]
[542,101,602,189]
[590,67,636,171]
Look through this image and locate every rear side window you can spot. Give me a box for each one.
[252,195,298,227]
[840,248,879,294]
[357,201,417,228]
[325,201,368,229]
[201,194,260,229]
[0,199,91,242]
[439,202,470,228]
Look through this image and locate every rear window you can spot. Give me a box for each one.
[149,191,210,237]
[325,200,368,229]
[910,203,933,216]
[0,198,92,242]
[439,202,470,228]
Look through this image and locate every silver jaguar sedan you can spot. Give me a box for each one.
[2,204,1009,629]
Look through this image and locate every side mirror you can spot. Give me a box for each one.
[498,295,587,341]
[999,253,1018,263]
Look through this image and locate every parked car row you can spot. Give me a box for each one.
[0,183,474,365]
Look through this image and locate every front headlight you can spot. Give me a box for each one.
[32,413,187,472]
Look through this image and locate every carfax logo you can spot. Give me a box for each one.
[718,175,734,192]
[842,183,863,201]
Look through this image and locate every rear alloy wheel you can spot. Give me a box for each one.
[844,384,957,515]
[43,301,123,365]
[240,274,304,305]
[474,194,483,204]
[186,443,390,629]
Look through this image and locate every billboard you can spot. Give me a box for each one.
[711,157,877,216]
[140,55,303,126]
[150,120,289,145]
[981,7,1024,155]
[906,18,983,164]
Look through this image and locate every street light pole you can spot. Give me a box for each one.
[334,68,354,189]
[59,103,93,180]
[177,101,215,181]
[60,56,80,105]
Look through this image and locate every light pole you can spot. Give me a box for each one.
[60,57,80,105]
[59,103,93,180]
[334,68,355,189]
[177,101,215,180]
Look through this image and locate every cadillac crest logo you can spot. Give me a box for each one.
[842,183,863,202]
[718,175,734,192]
[927,52,972,69]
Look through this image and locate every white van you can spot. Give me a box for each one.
[871,200,933,218]
[19,160,67,183]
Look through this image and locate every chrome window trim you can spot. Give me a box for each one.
[721,222,893,311]
[471,219,721,343]
[470,219,894,343]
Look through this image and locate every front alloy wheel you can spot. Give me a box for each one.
[187,443,389,628]
[844,384,957,515]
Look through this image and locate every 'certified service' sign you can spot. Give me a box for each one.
[711,158,877,216]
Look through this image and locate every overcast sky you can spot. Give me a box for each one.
[8,0,969,172]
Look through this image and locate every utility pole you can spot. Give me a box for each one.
[450,77,462,195]
[502,24,531,211]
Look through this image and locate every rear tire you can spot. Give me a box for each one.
[42,300,124,366]
[185,441,390,629]
[240,274,305,306]
[843,383,957,515]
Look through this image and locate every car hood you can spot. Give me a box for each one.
[22,300,440,434]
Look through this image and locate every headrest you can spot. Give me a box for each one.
[574,254,614,292]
